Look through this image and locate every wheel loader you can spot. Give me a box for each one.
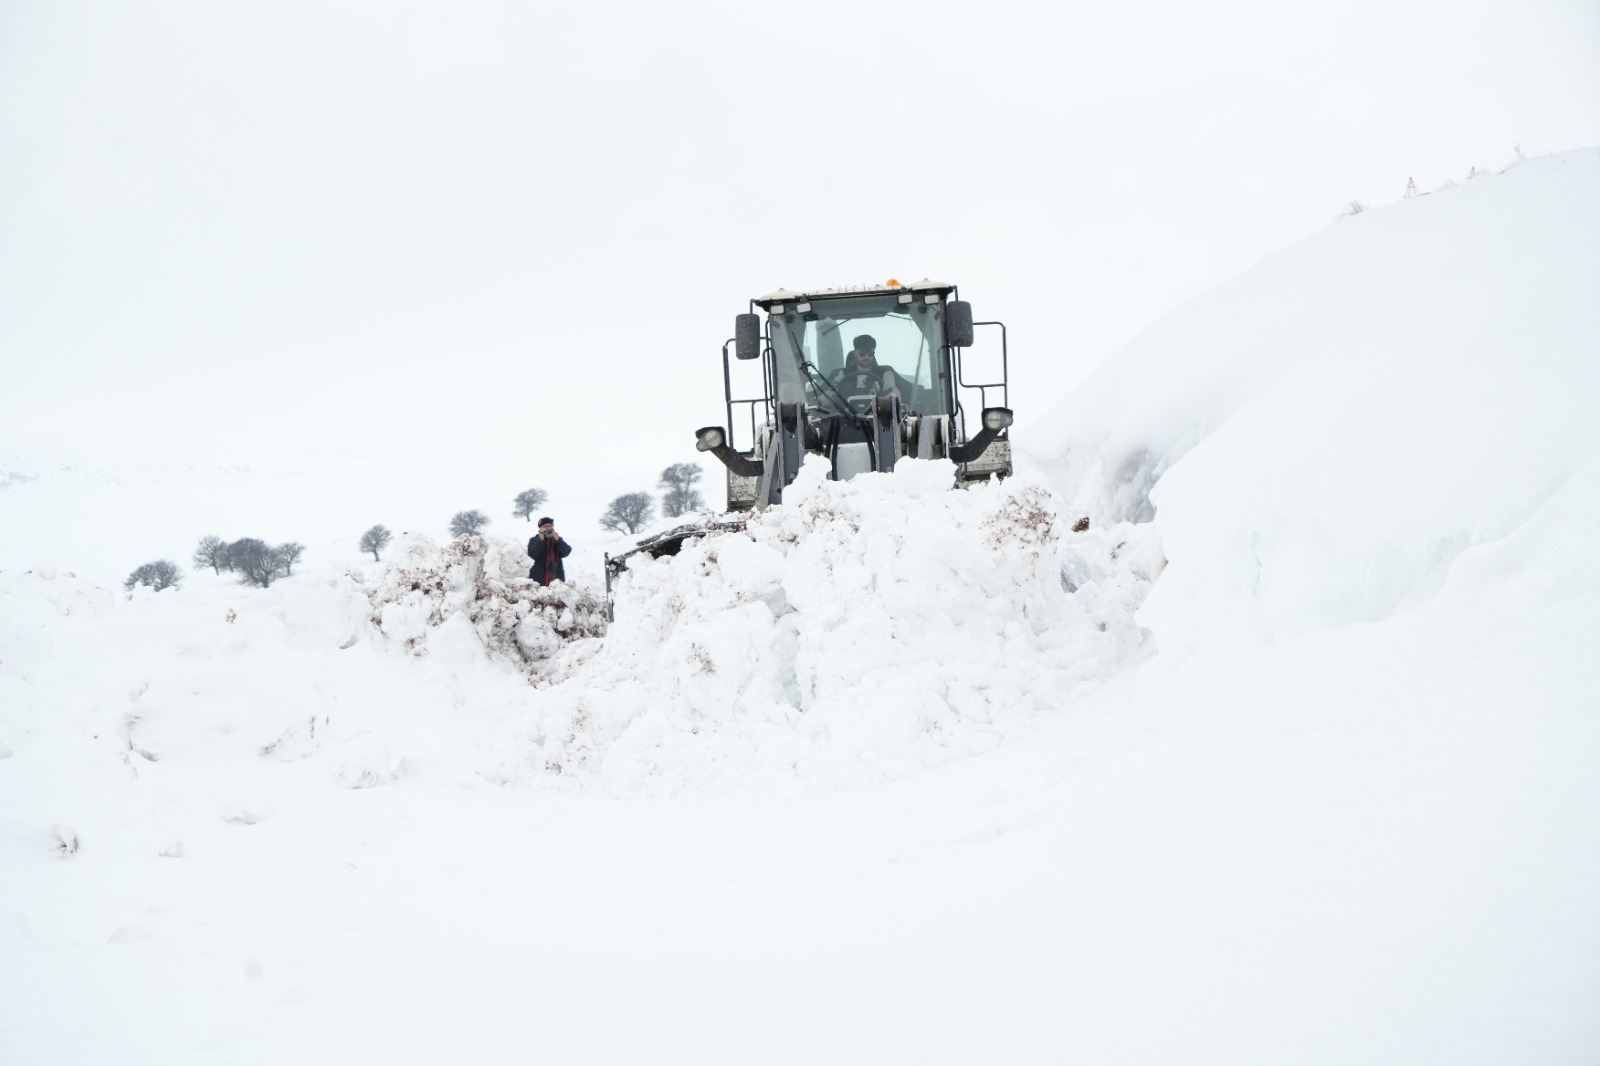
[604,279,1013,599]
[697,278,1013,510]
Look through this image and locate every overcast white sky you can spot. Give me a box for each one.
[2,0,1597,478]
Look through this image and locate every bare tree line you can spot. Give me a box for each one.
[124,466,715,596]
[124,536,304,597]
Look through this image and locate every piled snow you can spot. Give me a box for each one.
[365,531,607,676]
[511,459,1159,794]
[0,461,1160,811]
[1033,149,1600,653]
[2,149,1598,1063]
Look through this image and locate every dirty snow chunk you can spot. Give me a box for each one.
[365,533,607,675]
[515,460,1157,796]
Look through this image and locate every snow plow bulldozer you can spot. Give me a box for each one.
[696,279,1013,510]
[604,279,1012,604]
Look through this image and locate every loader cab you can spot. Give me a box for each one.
[698,279,1012,512]
[765,291,955,419]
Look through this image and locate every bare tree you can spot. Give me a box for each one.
[513,488,549,522]
[359,524,393,561]
[228,538,282,588]
[274,542,305,576]
[193,535,230,574]
[658,463,705,517]
[450,510,489,537]
[125,560,183,596]
[599,492,655,534]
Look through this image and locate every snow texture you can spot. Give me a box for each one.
[2,149,1598,1065]
[513,460,1157,794]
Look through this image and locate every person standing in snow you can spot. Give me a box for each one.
[527,517,572,586]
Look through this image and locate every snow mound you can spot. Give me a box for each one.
[506,459,1160,796]
[0,476,1156,809]
[365,532,607,677]
[1032,148,1600,651]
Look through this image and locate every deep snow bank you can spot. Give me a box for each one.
[0,459,1161,817]
[501,459,1161,795]
[983,149,1600,1058]
[1032,148,1600,651]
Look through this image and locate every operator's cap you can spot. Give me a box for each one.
[852,334,876,351]
[538,516,554,526]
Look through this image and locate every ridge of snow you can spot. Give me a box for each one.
[509,459,1160,795]
[1034,148,1600,650]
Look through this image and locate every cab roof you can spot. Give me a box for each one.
[754,278,955,309]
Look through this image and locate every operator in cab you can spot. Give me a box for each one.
[829,334,914,402]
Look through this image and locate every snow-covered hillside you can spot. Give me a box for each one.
[1033,148,1600,651]
[2,150,1597,1064]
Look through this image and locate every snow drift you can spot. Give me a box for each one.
[0,460,1161,806]
[511,460,1159,794]
[2,149,1598,1064]
[1033,149,1600,654]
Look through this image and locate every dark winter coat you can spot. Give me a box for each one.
[830,364,915,400]
[528,534,572,586]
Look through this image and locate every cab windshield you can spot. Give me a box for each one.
[767,294,950,416]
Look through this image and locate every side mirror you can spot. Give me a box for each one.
[946,301,974,348]
[734,313,762,360]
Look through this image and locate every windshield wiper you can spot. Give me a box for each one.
[778,318,860,422]
[800,360,871,424]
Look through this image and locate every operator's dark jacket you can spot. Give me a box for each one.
[528,534,572,586]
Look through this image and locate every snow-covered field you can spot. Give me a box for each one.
[3,150,1598,1063]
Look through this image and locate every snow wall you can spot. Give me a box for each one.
[1031,148,1600,654]
[0,460,1162,805]
[2,149,1596,808]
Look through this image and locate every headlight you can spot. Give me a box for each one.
[982,407,1014,432]
[695,427,726,452]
